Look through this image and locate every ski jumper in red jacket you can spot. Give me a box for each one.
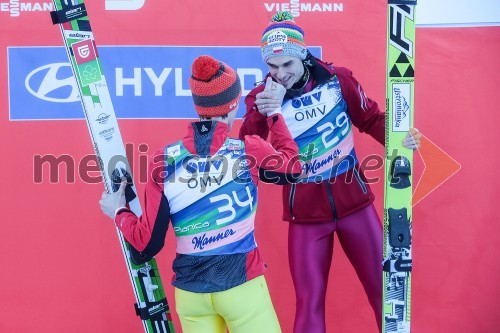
[100,56,301,333]
[239,12,384,333]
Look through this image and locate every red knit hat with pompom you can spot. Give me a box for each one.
[188,55,242,117]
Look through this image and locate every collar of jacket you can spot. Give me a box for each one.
[183,120,229,156]
[284,51,335,99]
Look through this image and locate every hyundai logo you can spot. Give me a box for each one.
[25,63,79,103]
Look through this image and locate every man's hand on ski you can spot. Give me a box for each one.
[255,77,286,116]
[403,128,422,150]
[99,178,127,219]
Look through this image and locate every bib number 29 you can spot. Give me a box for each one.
[316,111,349,148]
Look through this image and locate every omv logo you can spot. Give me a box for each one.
[24,63,79,103]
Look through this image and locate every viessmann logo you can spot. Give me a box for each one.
[263,0,344,17]
[0,0,144,17]
[24,63,79,103]
[0,1,53,17]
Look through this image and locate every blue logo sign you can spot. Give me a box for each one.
[8,46,321,120]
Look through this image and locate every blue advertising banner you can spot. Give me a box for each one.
[9,46,321,120]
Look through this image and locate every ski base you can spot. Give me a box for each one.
[383,2,416,333]
[50,1,175,332]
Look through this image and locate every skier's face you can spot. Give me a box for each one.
[266,56,305,89]
[226,108,238,130]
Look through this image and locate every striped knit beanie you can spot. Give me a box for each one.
[189,55,242,117]
[261,11,307,62]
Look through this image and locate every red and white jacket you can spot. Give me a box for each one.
[114,115,300,292]
[239,56,385,223]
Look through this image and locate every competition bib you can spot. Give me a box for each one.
[282,76,358,182]
[163,138,258,255]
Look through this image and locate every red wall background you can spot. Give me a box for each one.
[1,1,499,332]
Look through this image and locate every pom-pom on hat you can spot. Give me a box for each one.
[188,55,242,118]
[261,11,307,62]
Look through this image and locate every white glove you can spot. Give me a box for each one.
[403,128,422,150]
[99,179,127,219]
